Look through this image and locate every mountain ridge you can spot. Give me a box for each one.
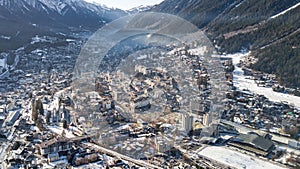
[0,0,127,52]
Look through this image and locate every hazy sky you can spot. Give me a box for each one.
[84,0,164,10]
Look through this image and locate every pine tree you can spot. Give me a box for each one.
[62,119,68,129]
[46,111,51,124]
[36,98,44,116]
[31,100,37,122]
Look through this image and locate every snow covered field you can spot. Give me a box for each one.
[198,146,286,169]
[225,53,300,108]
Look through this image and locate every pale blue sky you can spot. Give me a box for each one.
[84,0,164,10]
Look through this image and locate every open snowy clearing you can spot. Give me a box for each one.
[224,53,300,108]
[198,146,286,169]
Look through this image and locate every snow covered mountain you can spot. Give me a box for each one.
[127,5,152,14]
[0,0,127,51]
[0,0,126,29]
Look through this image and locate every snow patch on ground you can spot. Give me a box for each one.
[198,146,286,169]
[188,46,207,56]
[136,55,148,60]
[225,53,300,108]
[48,125,76,138]
[0,35,11,40]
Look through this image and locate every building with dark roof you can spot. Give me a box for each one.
[5,110,21,126]
[228,132,274,156]
[38,137,73,156]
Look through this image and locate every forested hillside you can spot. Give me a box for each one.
[251,32,300,88]
[152,0,300,87]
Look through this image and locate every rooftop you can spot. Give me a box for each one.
[230,133,274,152]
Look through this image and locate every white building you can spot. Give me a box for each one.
[182,113,194,133]
[203,112,212,126]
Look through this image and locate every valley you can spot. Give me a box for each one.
[0,0,300,169]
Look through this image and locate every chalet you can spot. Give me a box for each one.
[38,137,73,156]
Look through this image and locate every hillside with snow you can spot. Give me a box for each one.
[0,0,127,51]
[152,0,300,88]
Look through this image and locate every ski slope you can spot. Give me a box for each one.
[270,2,300,19]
